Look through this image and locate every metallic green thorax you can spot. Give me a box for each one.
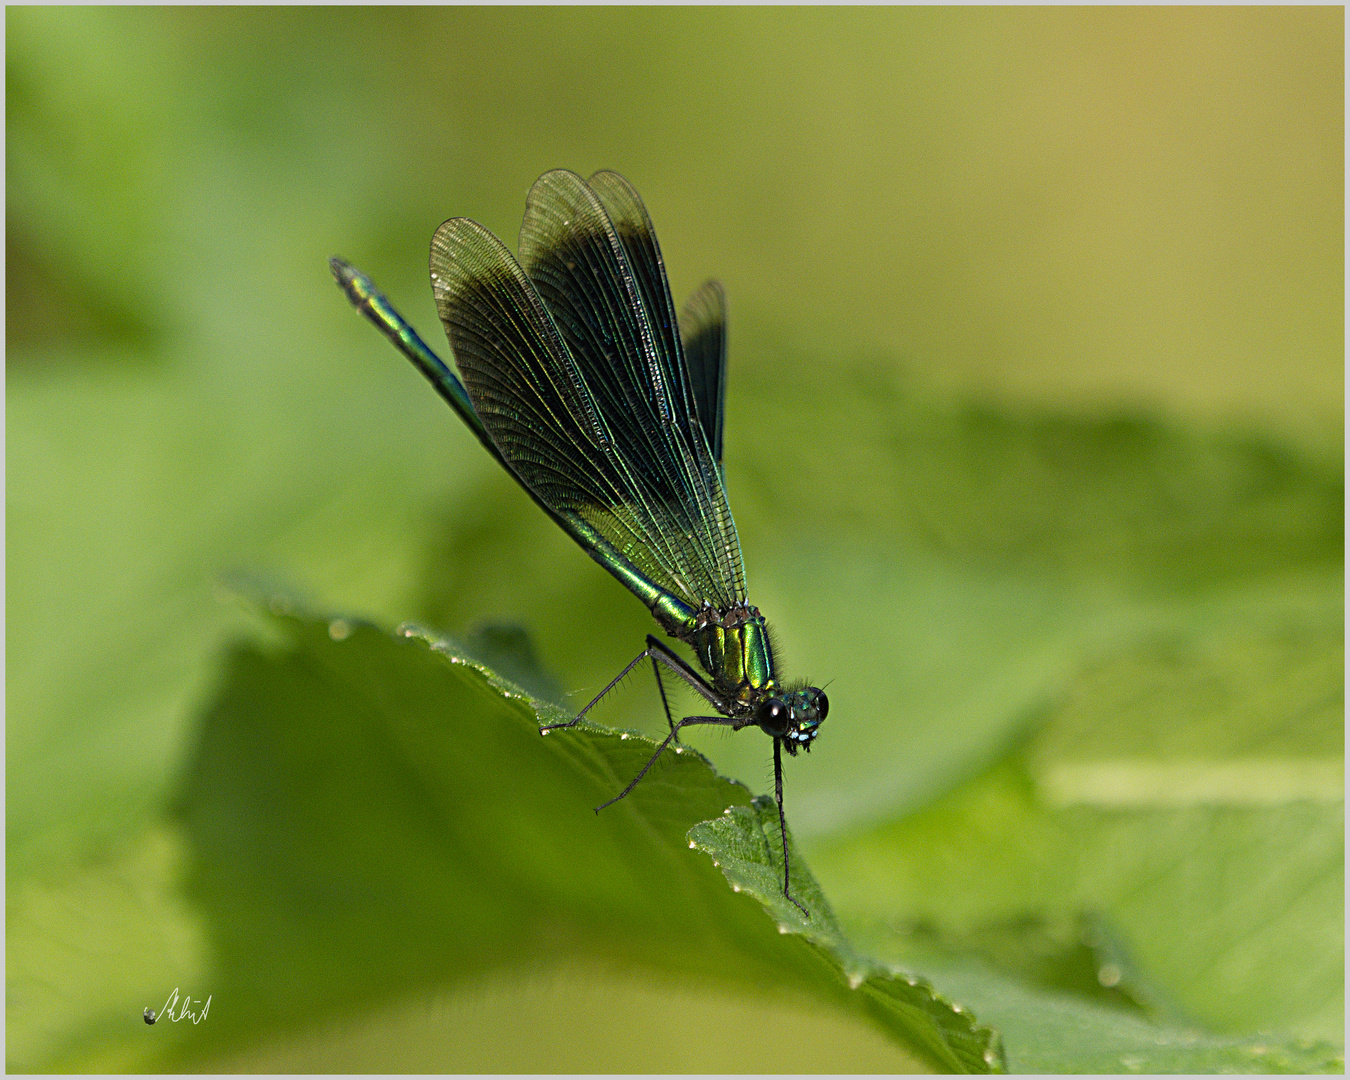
[682,603,777,705]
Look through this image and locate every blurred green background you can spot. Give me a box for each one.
[7,7,1342,1072]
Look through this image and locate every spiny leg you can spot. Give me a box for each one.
[539,644,653,732]
[774,740,810,918]
[650,655,677,738]
[595,714,737,812]
[542,635,727,736]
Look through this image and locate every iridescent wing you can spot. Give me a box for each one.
[587,171,726,468]
[678,279,727,469]
[429,170,746,621]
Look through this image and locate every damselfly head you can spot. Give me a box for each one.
[757,687,828,755]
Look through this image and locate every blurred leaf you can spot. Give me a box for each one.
[5,348,470,879]
[1029,584,1342,765]
[6,824,208,1072]
[6,9,181,348]
[880,955,1344,1074]
[458,620,566,705]
[887,911,1167,1018]
[819,779,1343,1072]
[5,224,159,354]
[810,576,1343,1046]
[726,357,1342,586]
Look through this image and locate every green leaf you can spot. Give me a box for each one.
[888,956,1344,1074]
[54,601,992,1073]
[690,800,1003,1072]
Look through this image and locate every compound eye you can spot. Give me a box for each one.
[816,691,829,721]
[761,697,789,732]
